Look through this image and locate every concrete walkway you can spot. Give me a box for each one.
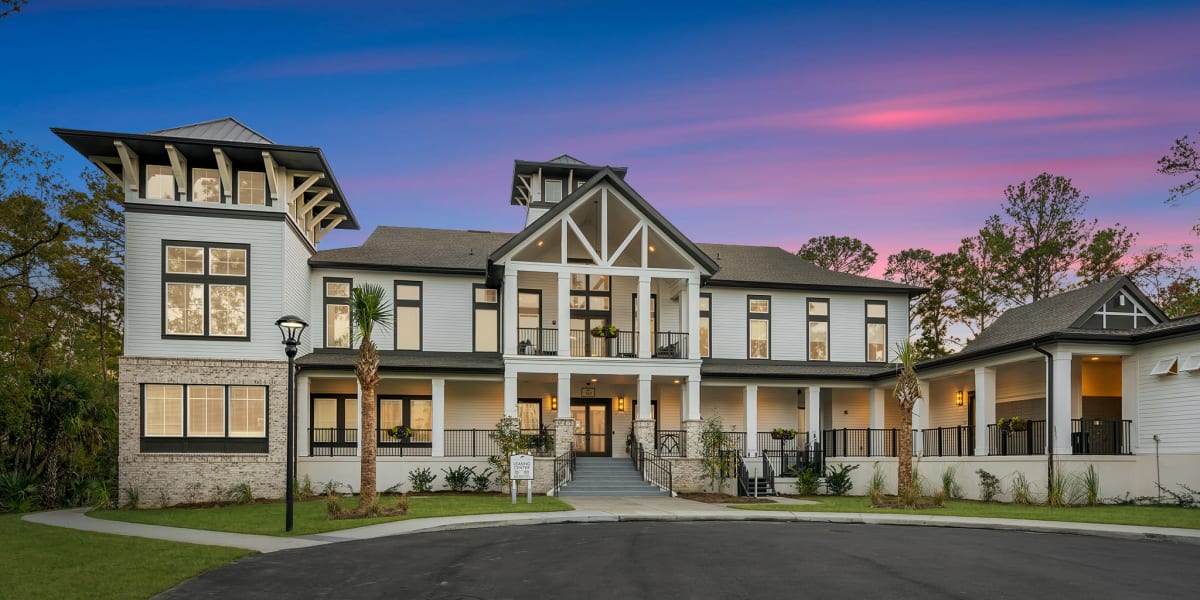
[23,498,1200,554]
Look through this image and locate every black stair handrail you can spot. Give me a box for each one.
[760,451,776,496]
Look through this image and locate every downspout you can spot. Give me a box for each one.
[1031,342,1054,493]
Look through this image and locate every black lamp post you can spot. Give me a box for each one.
[276,315,308,532]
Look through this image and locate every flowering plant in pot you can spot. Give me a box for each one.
[388,425,413,442]
[996,416,1027,432]
[770,427,797,440]
[590,325,619,338]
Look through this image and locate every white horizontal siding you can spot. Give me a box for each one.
[1134,338,1200,452]
[445,381,504,429]
[699,386,746,430]
[757,387,801,431]
[829,388,870,429]
[283,228,313,354]
[709,289,747,359]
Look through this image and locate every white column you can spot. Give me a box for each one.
[1121,357,1137,451]
[806,385,821,447]
[1070,357,1084,420]
[296,373,310,457]
[687,276,701,359]
[557,273,571,357]
[744,384,758,454]
[869,387,886,430]
[915,381,931,456]
[637,275,652,358]
[1052,352,1074,455]
[637,374,653,420]
[557,372,572,419]
[503,373,518,417]
[503,269,518,355]
[687,378,701,421]
[354,378,363,457]
[973,367,996,456]
[431,378,445,457]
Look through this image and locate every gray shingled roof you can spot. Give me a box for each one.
[699,243,921,294]
[309,226,515,272]
[148,117,274,144]
[297,349,503,373]
[702,359,892,380]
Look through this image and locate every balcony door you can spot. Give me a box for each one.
[570,273,611,357]
[571,399,611,456]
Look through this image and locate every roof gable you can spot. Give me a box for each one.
[148,117,274,144]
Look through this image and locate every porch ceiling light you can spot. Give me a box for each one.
[673,379,681,384]
[955,390,964,406]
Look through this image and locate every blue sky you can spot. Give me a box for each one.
[3,0,1198,271]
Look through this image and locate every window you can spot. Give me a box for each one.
[1150,357,1178,376]
[237,171,266,205]
[324,278,352,348]
[378,396,432,444]
[163,242,249,339]
[141,384,268,453]
[311,395,359,453]
[395,281,422,350]
[192,168,221,203]
[518,290,541,329]
[145,165,175,200]
[633,293,658,340]
[569,274,612,357]
[748,295,771,359]
[866,300,887,363]
[518,398,542,431]
[699,293,712,358]
[808,298,829,361]
[544,179,563,203]
[474,284,499,352]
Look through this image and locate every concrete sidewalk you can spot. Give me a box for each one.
[23,498,1200,554]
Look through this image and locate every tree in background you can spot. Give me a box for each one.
[998,173,1095,302]
[797,235,877,275]
[885,248,958,360]
[949,217,1016,337]
[1158,131,1200,208]
[0,0,27,19]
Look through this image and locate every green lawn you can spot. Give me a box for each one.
[93,494,572,537]
[732,496,1200,529]
[0,513,250,600]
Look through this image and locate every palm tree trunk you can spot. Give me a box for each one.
[897,408,913,497]
[356,339,380,507]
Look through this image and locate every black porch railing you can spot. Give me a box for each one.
[309,428,357,456]
[656,429,687,457]
[611,331,638,357]
[1072,418,1132,455]
[724,431,747,455]
[653,332,688,359]
[763,446,825,478]
[821,428,899,457]
[516,328,558,355]
[757,432,804,453]
[377,428,432,457]
[921,426,976,457]
[631,442,673,494]
[987,420,1046,456]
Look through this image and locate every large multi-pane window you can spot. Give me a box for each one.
[395,281,422,350]
[379,396,432,443]
[192,168,221,203]
[699,293,712,358]
[748,295,771,359]
[311,395,359,450]
[237,171,266,205]
[866,300,888,363]
[474,285,499,352]
[518,399,542,432]
[324,278,351,348]
[145,165,175,200]
[163,242,249,339]
[141,384,267,452]
[808,298,830,361]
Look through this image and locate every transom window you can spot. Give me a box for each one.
[237,171,266,206]
[192,168,221,203]
[145,165,175,200]
[474,284,499,352]
[748,295,771,359]
[699,293,712,358]
[324,277,352,348]
[808,298,829,361]
[866,300,887,363]
[395,281,422,350]
[141,384,267,453]
[163,242,250,339]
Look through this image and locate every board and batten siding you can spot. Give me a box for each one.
[124,211,287,360]
[1134,337,1200,452]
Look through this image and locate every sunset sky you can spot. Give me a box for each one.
[4,0,1198,274]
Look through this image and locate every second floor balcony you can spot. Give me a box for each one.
[515,327,690,359]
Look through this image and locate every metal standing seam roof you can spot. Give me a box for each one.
[148,117,274,144]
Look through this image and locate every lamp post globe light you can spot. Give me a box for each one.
[276,315,308,532]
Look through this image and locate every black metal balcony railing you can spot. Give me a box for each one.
[377,428,432,457]
[309,428,358,456]
[724,431,747,455]
[312,428,556,458]
[762,446,825,478]
[757,431,806,452]
[1072,418,1132,455]
[987,420,1046,456]
[822,428,899,457]
[516,328,558,355]
[654,332,688,358]
[921,425,976,457]
[656,429,687,457]
[562,329,690,358]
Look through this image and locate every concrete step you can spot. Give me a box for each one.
[558,489,669,497]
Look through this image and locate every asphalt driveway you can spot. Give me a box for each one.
[159,521,1200,599]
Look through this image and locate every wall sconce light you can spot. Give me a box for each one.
[550,396,557,411]
[617,396,626,412]
[955,390,964,406]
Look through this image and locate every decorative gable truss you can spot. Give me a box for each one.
[1076,287,1165,331]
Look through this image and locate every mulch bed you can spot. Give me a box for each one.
[679,492,775,504]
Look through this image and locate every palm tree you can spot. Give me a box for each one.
[350,283,391,509]
[892,341,922,500]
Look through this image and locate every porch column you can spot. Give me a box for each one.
[685,378,702,458]
[297,374,310,457]
[431,377,445,457]
[1052,351,1074,455]
[504,373,518,417]
[973,367,996,456]
[1121,357,1137,451]
[869,387,886,430]
[806,385,822,448]
[637,275,652,358]
[555,372,573,455]
[503,269,518,355]
[557,372,572,419]
[744,384,758,455]
[557,273,570,357]
[687,276,701,359]
[354,378,364,457]
[635,373,654,448]
[915,381,931,456]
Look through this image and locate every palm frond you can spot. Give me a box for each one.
[350,283,391,345]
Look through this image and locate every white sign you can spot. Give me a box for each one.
[510,453,535,481]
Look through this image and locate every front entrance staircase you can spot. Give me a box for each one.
[556,457,670,497]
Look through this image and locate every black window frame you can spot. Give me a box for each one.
[699,292,712,358]
[140,383,269,453]
[632,292,659,340]
[309,393,359,453]
[517,288,543,329]
[161,240,251,341]
[569,274,612,319]
[865,299,888,363]
[517,398,544,431]
[747,294,772,360]
[142,164,178,201]
[233,169,272,207]
[378,394,434,447]
[189,165,224,204]
[807,297,830,362]
[394,280,423,351]
[323,277,353,349]
[473,283,500,353]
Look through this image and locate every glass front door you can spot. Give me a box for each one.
[571,399,611,456]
